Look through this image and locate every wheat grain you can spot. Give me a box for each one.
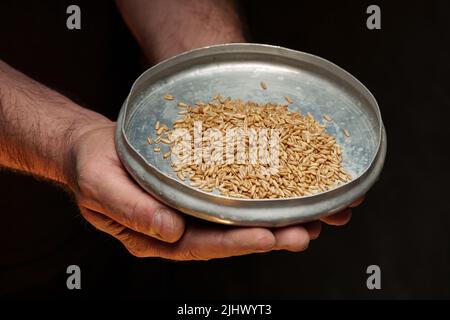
[260,82,268,90]
[151,96,351,199]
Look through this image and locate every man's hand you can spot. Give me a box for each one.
[69,124,327,260]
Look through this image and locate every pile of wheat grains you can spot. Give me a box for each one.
[148,94,351,199]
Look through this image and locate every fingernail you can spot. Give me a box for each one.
[151,209,162,239]
[152,207,176,242]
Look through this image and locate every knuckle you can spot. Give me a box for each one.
[125,199,154,232]
[180,248,208,261]
[220,231,236,248]
[130,200,150,220]
[123,237,146,258]
[127,247,147,258]
[122,235,158,259]
[112,224,131,240]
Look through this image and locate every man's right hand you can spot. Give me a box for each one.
[67,123,359,260]
[68,124,330,260]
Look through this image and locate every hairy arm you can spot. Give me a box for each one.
[115,0,246,62]
[0,60,111,184]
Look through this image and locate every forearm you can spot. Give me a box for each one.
[0,60,112,185]
[116,0,246,63]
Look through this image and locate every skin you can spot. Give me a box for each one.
[0,0,361,261]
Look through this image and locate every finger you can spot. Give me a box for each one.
[82,207,311,260]
[82,210,278,260]
[80,206,127,236]
[80,206,138,248]
[304,221,322,240]
[145,224,277,260]
[80,206,167,257]
[79,163,185,243]
[272,225,310,252]
[349,197,365,208]
[320,208,352,226]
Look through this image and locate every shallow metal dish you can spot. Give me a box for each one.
[115,43,386,227]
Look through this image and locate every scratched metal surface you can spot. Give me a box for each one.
[116,44,386,226]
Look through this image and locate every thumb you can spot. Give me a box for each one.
[78,164,185,243]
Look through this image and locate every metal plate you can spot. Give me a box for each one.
[115,43,386,227]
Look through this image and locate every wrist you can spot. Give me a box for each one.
[62,115,114,190]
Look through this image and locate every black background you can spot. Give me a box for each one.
[0,0,449,299]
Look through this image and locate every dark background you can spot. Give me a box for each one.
[0,0,449,299]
